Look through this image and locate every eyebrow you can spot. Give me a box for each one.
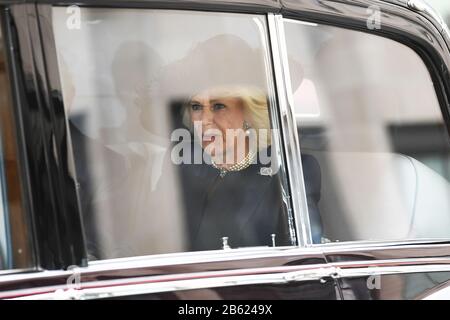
[209,98,226,103]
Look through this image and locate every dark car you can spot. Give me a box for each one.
[0,0,450,300]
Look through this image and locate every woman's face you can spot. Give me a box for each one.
[189,89,247,159]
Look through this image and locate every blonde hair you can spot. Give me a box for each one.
[182,85,272,150]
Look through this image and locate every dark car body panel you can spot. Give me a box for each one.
[324,243,450,299]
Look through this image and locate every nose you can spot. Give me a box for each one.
[200,106,214,126]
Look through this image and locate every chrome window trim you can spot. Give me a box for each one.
[85,241,450,272]
[73,240,450,271]
[330,257,450,269]
[0,268,38,277]
[8,265,334,300]
[316,238,450,250]
[0,246,323,282]
[85,239,450,268]
[257,13,298,247]
[88,246,309,268]
[1,240,449,284]
[402,0,450,48]
[7,258,450,299]
[268,13,312,247]
[335,264,450,278]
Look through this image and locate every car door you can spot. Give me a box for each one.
[4,0,450,301]
[0,0,342,300]
[280,0,450,299]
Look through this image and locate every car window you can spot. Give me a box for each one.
[53,8,294,260]
[284,19,450,243]
[0,21,33,270]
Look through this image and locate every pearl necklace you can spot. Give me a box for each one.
[211,150,256,178]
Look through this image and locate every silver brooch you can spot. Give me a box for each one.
[259,167,273,176]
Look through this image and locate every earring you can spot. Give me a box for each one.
[243,120,251,136]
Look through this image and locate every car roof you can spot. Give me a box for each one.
[0,0,449,52]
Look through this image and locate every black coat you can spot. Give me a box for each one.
[176,143,323,251]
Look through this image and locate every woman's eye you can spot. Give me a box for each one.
[212,103,226,111]
[190,103,202,111]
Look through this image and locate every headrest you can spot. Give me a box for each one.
[316,152,450,241]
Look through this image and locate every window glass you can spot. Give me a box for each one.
[0,22,33,270]
[53,8,293,260]
[284,19,450,243]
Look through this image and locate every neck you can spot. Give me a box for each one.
[213,139,250,169]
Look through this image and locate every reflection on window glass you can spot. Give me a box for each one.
[0,23,32,270]
[284,19,450,243]
[53,8,294,260]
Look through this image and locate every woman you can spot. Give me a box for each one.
[163,34,323,251]
[173,86,324,251]
[177,84,292,251]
